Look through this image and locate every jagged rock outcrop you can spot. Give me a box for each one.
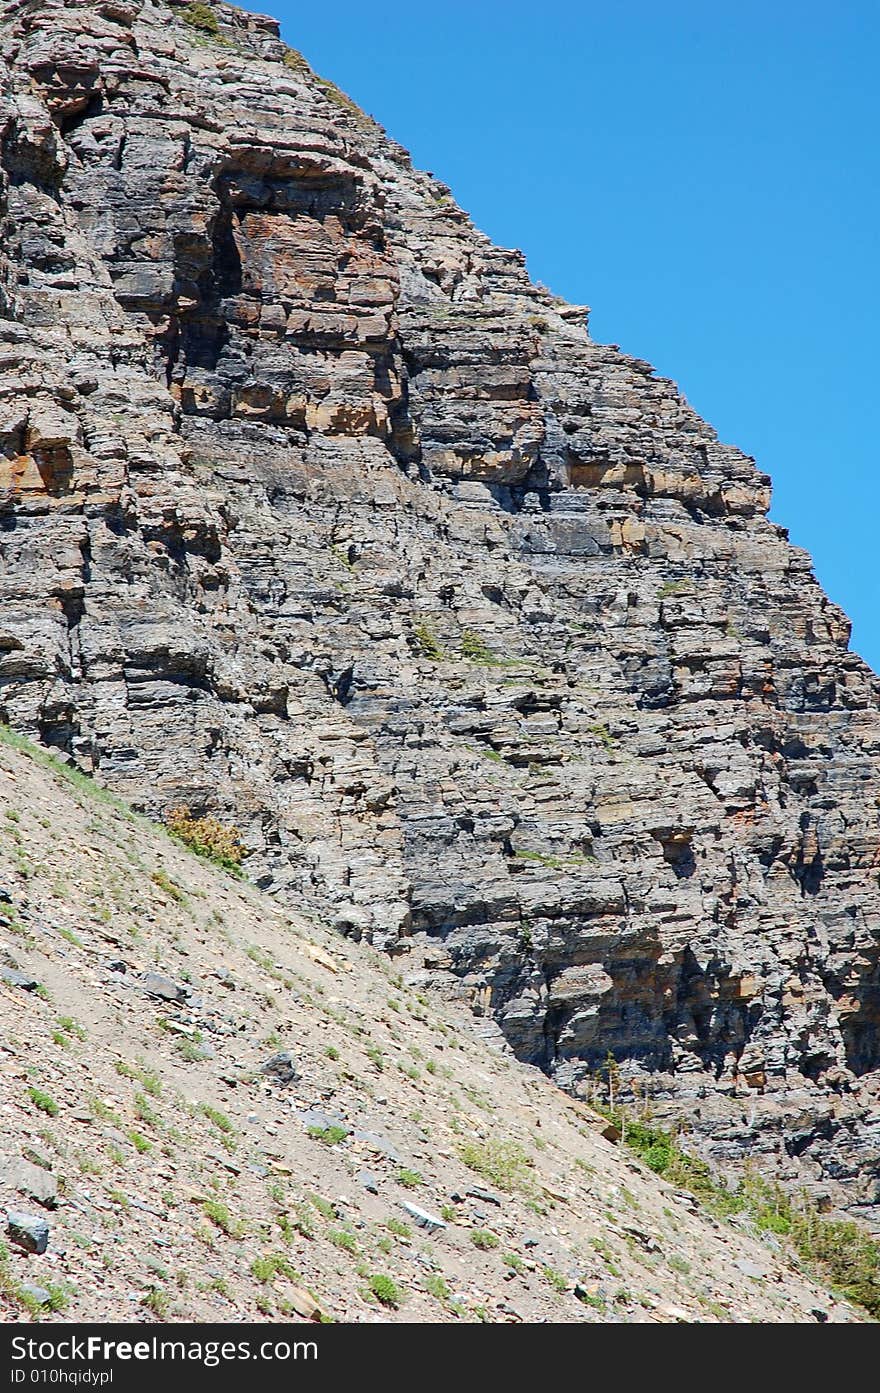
[2,0,879,1219]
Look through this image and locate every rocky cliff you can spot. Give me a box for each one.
[2,0,879,1222]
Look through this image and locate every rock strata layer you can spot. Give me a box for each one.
[2,0,879,1218]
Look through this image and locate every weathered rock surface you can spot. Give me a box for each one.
[1,0,879,1217]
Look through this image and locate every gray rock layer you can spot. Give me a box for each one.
[2,0,879,1215]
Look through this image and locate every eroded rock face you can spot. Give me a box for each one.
[2,0,879,1216]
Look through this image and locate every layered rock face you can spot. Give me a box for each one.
[2,0,879,1216]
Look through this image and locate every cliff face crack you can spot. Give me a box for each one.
[1,0,879,1216]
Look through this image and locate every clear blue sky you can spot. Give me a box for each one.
[273,0,880,670]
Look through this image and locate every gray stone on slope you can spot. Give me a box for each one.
[0,968,40,992]
[0,1154,58,1208]
[466,1185,502,1206]
[6,1210,50,1254]
[139,972,190,1003]
[352,1129,401,1163]
[19,1285,52,1306]
[260,1051,299,1085]
[297,1108,350,1137]
[402,1201,447,1233]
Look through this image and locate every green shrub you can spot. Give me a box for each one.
[368,1273,401,1307]
[307,1125,348,1146]
[181,3,219,35]
[458,1138,532,1192]
[28,1088,59,1117]
[151,870,185,904]
[470,1229,499,1251]
[251,1253,298,1283]
[200,1104,234,1134]
[202,1200,242,1237]
[413,623,444,661]
[141,1287,169,1318]
[134,1093,159,1126]
[543,1266,568,1292]
[58,1016,87,1041]
[327,1228,358,1254]
[460,630,497,663]
[165,806,245,874]
[281,47,310,74]
[423,1273,450,1301]
[307,1194,336,1220]
[396,1168,422,1189]
[791,1209,880,1316]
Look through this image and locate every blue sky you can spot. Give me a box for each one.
[273,0,880,670]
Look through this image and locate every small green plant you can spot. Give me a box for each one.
[587,723,614,752]
[301,1195,332,1222]
[28,1088,59,1117]
[325,1046,340,1061]
[458,1138,533,1192]
[174,1035,207,1063]
[281,46,310,74]
[470,1229,500,1251]
[151,869,186,905]
[251,1253,298,1283]
[180,2,219,36]
[502,1252,525,1274]
[386,1218,411,1240]
[367,1273,401,1308]
[313,74,373,126]
[200,1104,234,1134]
[127,1130,152,1155]
[424,1273,450,1301]
[396,1168,422,1189]
[134,1094,159,1127]
[460,630,501,664]
[543,1266,568,1292]
[202,1200,242,1237]
[307,1124,348,1146]
[413,622,444,661]
[327,1228,358,1254]
[657,579,689,600]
